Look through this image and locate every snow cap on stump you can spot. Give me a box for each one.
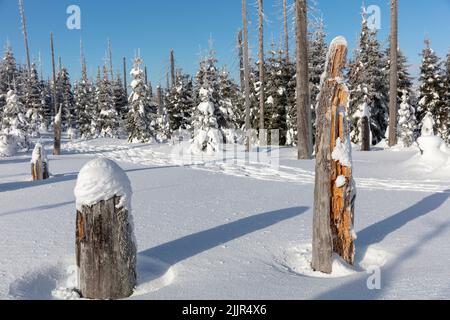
[74,158,132,211]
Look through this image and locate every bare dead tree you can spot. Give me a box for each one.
[50,32,61,156]
[237,29,245,90]
[108,39,114,79]
[283,0,289,62]
[170,49,176,88]
[296,0,312,159]
[123,57,128,95]
[243,0,251,152]
[258,0,265,133]
[18,0,31,73]
[388,0,398,147]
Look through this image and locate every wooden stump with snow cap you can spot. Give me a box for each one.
[312,36,356,274]
[74,158,137,299]
[31,143,50,181]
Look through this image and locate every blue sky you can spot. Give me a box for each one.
[1,0,449,87]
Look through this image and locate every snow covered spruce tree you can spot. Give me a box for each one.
[56,67,76,132]
[40,78,54,131]
[1,89,29,150]
[347,13,389,146]
[112,73,128,121]
[24,64,45,138]
[264,46,292,145]
[0,43,18,96]
[218,67,242,143]
[96,66,119,138]
[74,58,95,139]
[417,39,448,142]
[126,56,157,143]
[397,90,417,147]
[166,71,194,133]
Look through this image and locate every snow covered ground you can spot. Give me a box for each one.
[1,136,450,300]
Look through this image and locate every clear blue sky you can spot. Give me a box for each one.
[1,0,449,87]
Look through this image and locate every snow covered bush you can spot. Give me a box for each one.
[0,134,16,157]
[397,91,417,147]
[1,90,29,150]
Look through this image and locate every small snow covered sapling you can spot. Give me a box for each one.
[74,158,136,299]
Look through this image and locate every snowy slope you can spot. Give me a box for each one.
[1,137,450,300]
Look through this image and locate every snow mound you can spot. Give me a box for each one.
[74,158,132,211]
[330,36,348,48]
[8,255,175,300]
[278,244,390,279]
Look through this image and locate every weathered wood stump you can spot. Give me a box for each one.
[312,36,356,274]
[31,143,49,181]
[74,158,136,300]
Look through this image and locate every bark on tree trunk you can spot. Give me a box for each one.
[123,57,128,96]
[18,0,31,74]
[170,50,176,89]
[283,0,289,62]
[361,116,371,151]
[76,195,137,300]
[238,30,245,91]
[388,0,398,147]
[296,0,312,159]
[31,144,49,181]
[312,38,355,273]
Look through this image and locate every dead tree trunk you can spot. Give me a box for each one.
[243,0,251,152]
[312,37,355,273]
[75,160,137,300]
[31,144,49,181]
[283,0,289,62]
[296,0,312,159]
[361,116,371,151]
[258,0,265,135]
[237,30,245,90]
[123,57,128,96]
[108,39,114,80]
[51,32,61,156]
[18,0,31,74]
[170,50,176,89]
[388,0,398,147]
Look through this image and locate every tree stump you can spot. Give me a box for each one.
[31,143,49,181]
[312,36,356,273]
[74,158,136,300]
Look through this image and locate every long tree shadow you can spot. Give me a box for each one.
[315,190,450,300]
[140,206,308,268]
[0,173,78,193]
[0,201,74,217]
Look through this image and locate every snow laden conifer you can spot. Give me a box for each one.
[417,39,448,142]
[24,64,45,138]
[1,90,29,150]
[218,67,242,143]
[112,73,128,121]
[190,84,223,154]
[347,12,389,146]
[397,90,417,147]
[74,57,95,139]
[126,55,157,143]
[56,67,75,131]
[166,71,194,133]
[0,43,18,95]
[96,66,119,138]
[40,78,53,131]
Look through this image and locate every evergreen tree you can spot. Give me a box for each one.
[56,67,75,131]
[74,58,95,138]
[126,56,157,143]
[24,64,44,137]
[218,67,241,143]
[1,90,29,149]
[348,14,389,145]
[0,43,18,95]
[40,78,53,130]
[264,47,291,145]
[167,71,194,133]
[112,73,128,120]
[417,39,448,141]
[96,66,119,138]
[397,90,417,147]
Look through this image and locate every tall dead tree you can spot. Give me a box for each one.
[388,0,398,147]
[258,0,265,135]
[18,0,31,73]
[108,39,114,80]
[296,0,312,159]
[237,29,245,90]
[144,66,148,85]
[242,0,251,152]
[51,33,61,156]
[123,57,128,95]
[283,0,289,62]
[170,49,176,89]
[312,37,356,274]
